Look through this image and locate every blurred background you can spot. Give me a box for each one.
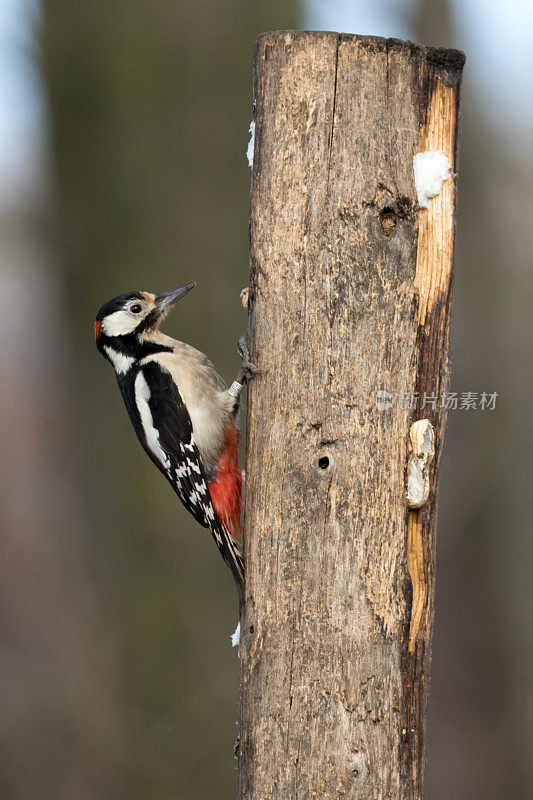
[1,0,531,798]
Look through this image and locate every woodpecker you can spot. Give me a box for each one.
[94,284,258,601]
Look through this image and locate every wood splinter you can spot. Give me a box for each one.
[407,420,435,509]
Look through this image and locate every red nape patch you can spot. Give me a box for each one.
[94,320,102,341]
[208,421,242,536]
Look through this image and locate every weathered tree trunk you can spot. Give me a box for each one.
[239,31,464,800]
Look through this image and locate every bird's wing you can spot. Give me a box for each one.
[134,360,244,593]
[135,360,213,527]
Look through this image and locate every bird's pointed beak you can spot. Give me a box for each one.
[154,283,196,317]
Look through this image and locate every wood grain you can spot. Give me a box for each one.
[239,31,464,800]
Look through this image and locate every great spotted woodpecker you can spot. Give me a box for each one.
[94,285,258,601]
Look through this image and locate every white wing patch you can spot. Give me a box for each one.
[135,367,215,523]
[103,345,135,375]
[134,370,171,468]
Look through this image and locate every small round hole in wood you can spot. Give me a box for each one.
[318,456,330,470]
[380,207,397,235]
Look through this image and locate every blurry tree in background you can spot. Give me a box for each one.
[17,2,296,799]
[1,0,532,798]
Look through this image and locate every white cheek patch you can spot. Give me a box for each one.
[134,370,171,468]
[102,309,138,337]
[103,346,135,375]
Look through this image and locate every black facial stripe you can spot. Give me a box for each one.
[98,329,173,358]
[136,309,161,334]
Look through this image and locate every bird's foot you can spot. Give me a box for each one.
[228,336,261,409]
[237,334,261,383]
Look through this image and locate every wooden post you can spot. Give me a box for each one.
[239,31,464,800]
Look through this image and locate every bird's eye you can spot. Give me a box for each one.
[130,303,142,314]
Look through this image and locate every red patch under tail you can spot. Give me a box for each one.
[208,420,242,536]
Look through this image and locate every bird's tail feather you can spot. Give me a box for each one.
[210,521,244,603]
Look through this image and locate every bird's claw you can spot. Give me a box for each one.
[237,334,261,381]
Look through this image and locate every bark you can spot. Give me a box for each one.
[239,31,464,799]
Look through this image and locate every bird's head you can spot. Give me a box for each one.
[94,284,196,359]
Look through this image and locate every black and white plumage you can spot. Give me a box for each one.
[95,287,245,597]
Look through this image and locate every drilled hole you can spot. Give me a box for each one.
[380,207,397,236]
[318,456,330,470]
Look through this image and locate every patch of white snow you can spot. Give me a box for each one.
[231,621,241,649]
[413,150,451,208]
[246,121,255,169]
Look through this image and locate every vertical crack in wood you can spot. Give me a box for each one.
[326,34,340,189]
